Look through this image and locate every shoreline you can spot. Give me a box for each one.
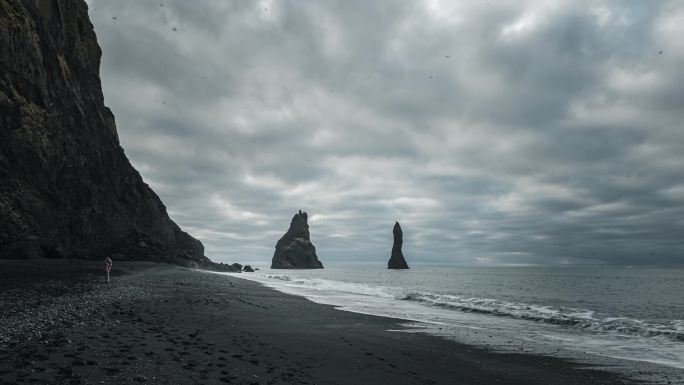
[0,261,639,384]
[227,267,684,383]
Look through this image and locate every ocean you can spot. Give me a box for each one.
[221,265,684,384]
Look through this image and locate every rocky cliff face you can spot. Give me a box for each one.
[0,0,212,267]
[388,222,409,269]
[271,211,323,269]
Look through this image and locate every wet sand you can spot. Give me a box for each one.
[0,260,634,384]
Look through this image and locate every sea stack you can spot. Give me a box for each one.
[388,222,409,269]
[271,210,323,269]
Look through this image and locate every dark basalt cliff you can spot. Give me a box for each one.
[388,222,409,269]
[0,0,223,268]
[271,211,323,269]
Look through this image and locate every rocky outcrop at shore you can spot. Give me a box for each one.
[0,0,219,269]
[271,211,323,269]
[212,263,243,272]
[388,222,409,269]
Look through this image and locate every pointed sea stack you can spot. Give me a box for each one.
[388,222,409,269]
[271,211,323,269]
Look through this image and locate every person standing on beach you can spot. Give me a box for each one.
[105,257,113,283]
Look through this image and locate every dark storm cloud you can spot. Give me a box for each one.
[86,0,684,265]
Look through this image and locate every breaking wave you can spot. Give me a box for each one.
[262,273,684,342]
[401,292,684,342]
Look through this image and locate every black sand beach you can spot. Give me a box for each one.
[0,261,633,385]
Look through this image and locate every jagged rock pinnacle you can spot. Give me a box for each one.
[271,211,323,269]
[388,222,409,269]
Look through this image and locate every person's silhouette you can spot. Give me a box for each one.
[105,257,113,283]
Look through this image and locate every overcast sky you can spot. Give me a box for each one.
[86,0,684,266]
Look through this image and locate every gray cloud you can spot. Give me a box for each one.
[86,0,684,266]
